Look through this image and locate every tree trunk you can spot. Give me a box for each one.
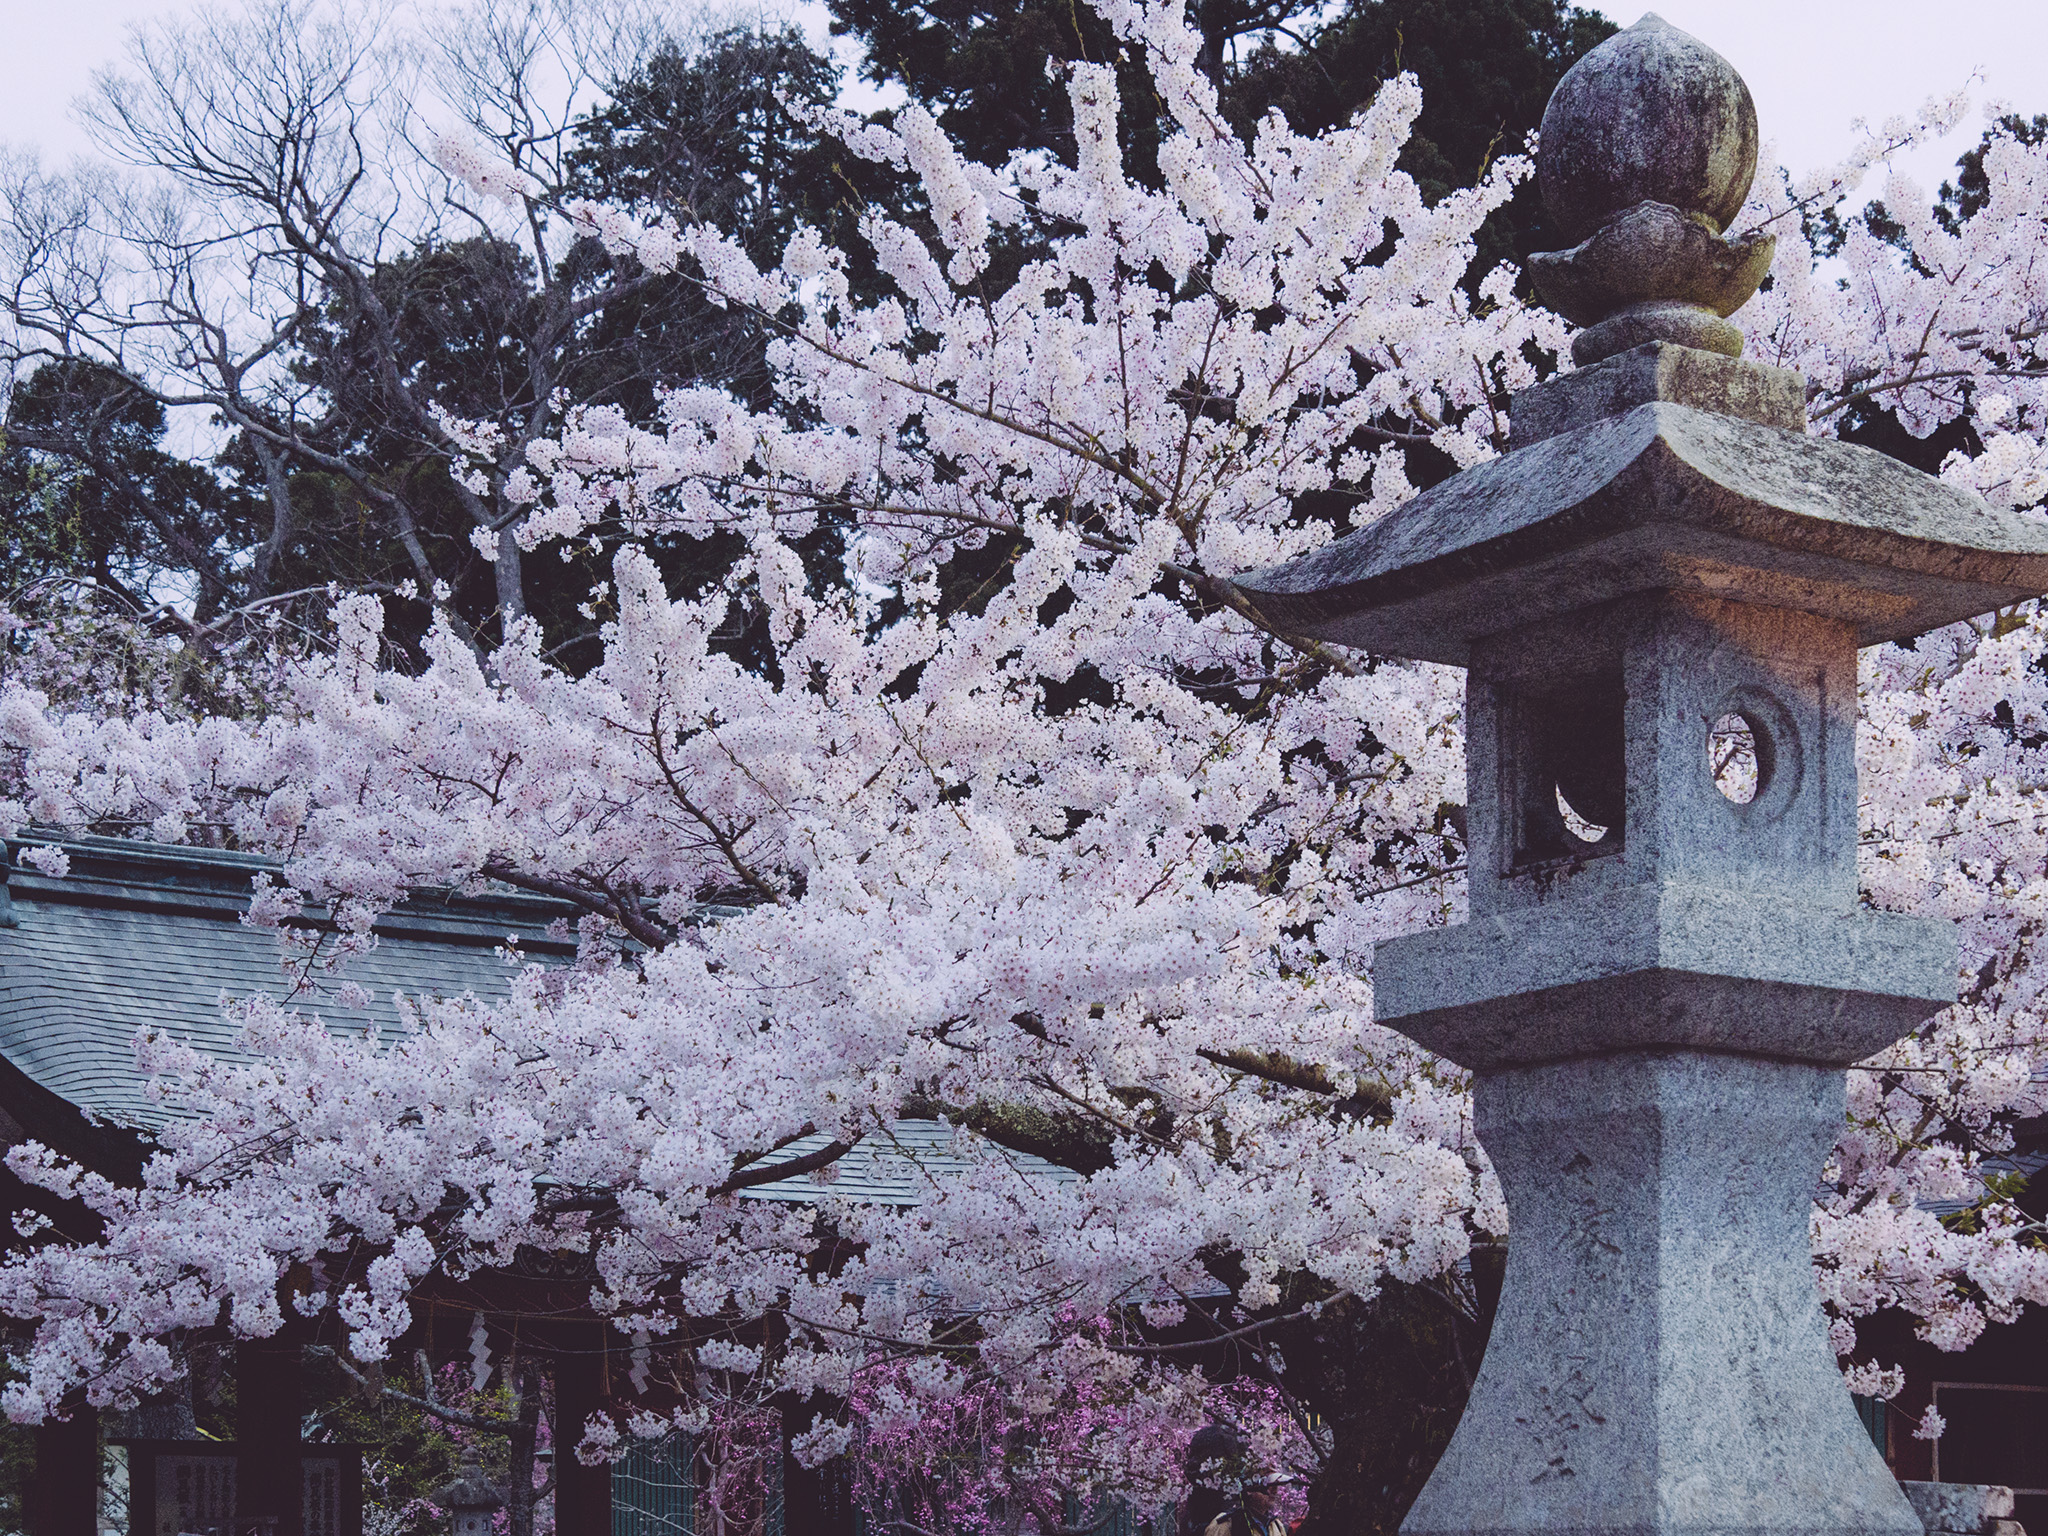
[553,1349,611,1536]
[505,1358,544,1536]
[495,524,528,632]
[247,436,297,596]
[1282,1272,1499,1536]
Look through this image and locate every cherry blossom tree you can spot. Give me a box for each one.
[1732,104,2048,1394]
[0,0,2045,1525]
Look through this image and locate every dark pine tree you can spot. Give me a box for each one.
[0,358,256,616]
[1229,0,1616,282]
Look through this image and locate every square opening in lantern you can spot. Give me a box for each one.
[1504,671,1626,869]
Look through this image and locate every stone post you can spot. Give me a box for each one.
[1232,16,2048,1536]
[552,1347,612,1536]
[29,1411,97,1536]
[237,1338,302,1536]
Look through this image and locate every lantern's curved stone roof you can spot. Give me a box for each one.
[0,835,576,1137]
[1235,344,2048,664]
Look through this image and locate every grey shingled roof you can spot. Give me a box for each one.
[737,1118,1079,1207]
[1919,1143,2048,1220]
[0,837,574,1131]
[0,838,1082,1211]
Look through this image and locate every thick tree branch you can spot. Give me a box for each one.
[306,1345,519,1434]
[1197,1047,1394,1118]
[710,1136,859,1196]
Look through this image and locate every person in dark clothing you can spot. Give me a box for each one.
[1177,1423,1288,1536]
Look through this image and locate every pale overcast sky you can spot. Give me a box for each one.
[1,0,2045,205]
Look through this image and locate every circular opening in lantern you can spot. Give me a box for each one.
[1707,712,1760,804]
[1555,785,1609,842]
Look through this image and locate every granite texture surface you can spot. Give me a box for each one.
[1536,16,1759,244]
[1527,17,1773,361]
[1901,1484,2019,1536]
[1530,203,1774,327]
[1507,344,1805,448]
[1375,882,1955,1069]
[1403,1053,1926,1536]
[1235,394,2048,662]
[1463,595,1862,915]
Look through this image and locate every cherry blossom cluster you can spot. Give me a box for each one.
[844,1349,1308,1534]
[1730,108,2048,1374]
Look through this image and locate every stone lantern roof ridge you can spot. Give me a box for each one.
[1234,343,2048,665]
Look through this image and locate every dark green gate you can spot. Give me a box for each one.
[612,1433,690,1536]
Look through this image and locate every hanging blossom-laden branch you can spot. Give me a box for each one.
[0,0,1528,1447]
[1731,107,2048,1383]
[841,1353,1310,1536]
[0,0,2044,1470]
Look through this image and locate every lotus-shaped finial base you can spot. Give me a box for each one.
[1530,200,1774,365]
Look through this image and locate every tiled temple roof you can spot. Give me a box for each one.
[0,835,574,1134]
[737,1118,1078,1207]
[0,836,1079,1206]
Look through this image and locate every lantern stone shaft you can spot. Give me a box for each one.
[1235,17,2048,1536]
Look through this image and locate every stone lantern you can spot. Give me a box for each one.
[435,1456,503,1536]
[1234,15,2048,1536]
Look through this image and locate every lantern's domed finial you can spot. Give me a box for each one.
[1529,14,1776,366]
[1538,13,1760,244]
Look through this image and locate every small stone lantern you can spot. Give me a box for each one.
[436,1456,503,1536]
[1235,16,2048,1536]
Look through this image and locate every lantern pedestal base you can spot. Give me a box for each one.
[1403,1051,1919,1536]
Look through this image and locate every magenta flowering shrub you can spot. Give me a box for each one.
[846,1354,1309,1536]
